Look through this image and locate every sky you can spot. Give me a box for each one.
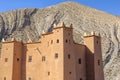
[0,0,120,16]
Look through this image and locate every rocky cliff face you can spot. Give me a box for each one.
[0,2,120,80]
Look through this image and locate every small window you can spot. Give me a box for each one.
[28,77,31,80]
[55,53,58,59]
[97,41,99,44]
[80,78,82,80]
[5,58,8,62]
[17,58,20,61]
[51,40,53,44]
[66,39,68,43]
[42,56,46,61]
[68,54,70,59]
[4,77,6,80]
[78,58,81,64]
[28,56,32,62]
[57,39,59,43]
[98,60,100,65]
[48,72,50,76]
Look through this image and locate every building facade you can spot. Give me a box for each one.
[0,23,104,80]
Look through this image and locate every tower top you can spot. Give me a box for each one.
[84,31,100,37]
[2,37,17,43]
[59,22,65,27]
[53,22,73,30]
[53,22,66,29]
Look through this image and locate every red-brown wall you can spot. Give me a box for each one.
[0,24,104,80]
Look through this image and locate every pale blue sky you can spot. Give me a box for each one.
[0,0,120,16]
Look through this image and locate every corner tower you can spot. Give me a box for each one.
[53,22,74,80]
[84,32,104,80]
[0,38,23,80]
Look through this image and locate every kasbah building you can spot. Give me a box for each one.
[0,22,104,80]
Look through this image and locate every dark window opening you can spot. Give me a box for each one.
[98,60,100,65]
[5,58,8,62]
[97,41,99,44]
[55,53,58,59]
[17,58,20,61]
[69,72,72,74]
[28,56,32,62]
[51,40,53,44]
[68,54,71,59]
[57,39,59,43]
[42,56,46,61]
[66,39,68,43]
[28,77,31,80]
[80,78,82,80]
[48,72,50,76]
[78,58,81,64]
[4,77,6,80]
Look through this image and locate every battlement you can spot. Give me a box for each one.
[42,22,73,35]
[1,37,20,43]
[53,22,73,29]
[84,31,100,38]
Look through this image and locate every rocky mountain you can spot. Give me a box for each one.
[0,2,120,80]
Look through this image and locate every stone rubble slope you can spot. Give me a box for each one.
[0,2,120,80]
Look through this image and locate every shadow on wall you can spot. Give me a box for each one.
[22,44,27,80]
[85,47,94,80]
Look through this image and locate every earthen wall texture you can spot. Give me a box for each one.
[0,26,104,80]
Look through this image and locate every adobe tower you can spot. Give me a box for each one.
[84,32,104,80]
[0,23,104,80]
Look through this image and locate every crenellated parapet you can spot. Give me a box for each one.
[2,37,17,43]
[84,31,100,37]
[41,22,73,36]
[53,22,73,29]
[53,22,66,29]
